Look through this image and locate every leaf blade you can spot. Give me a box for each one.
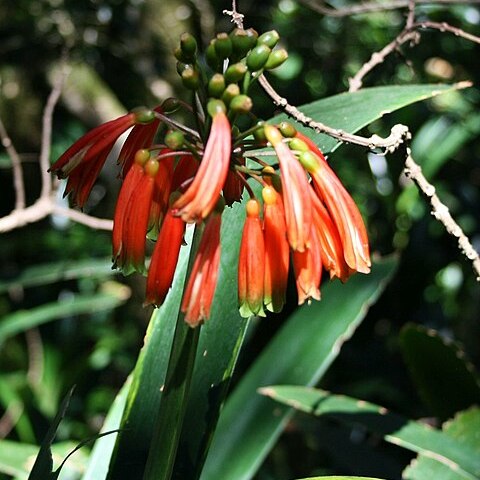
[201,257,398,480]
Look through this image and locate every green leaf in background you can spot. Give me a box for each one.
[28,387,75,480]
[0,286,129,343]
[400,324,480,420]
[0,258,114,294]
[294,477,386,480]
[272,83,469,154]
[396,110,480,218]
[200,257,397,480]
[0,440,88,479]
[0,374,35,442]
[411,112,480,179]
[261,386,480,480]
[403,407,480,480]
[82,378,130,480]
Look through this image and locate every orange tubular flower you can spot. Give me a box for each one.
[262,185,289,313]
[292,226,322,305]
[238,199,265,318]
[145,195,186,307]
[173,100,231,223]
[309,186,352,282]
[264,124,312,252]
[300,150,371,274]
[113,153,159,275]
[181,207,223,327]
[49,109,155,208]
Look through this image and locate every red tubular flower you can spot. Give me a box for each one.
[300,150,371,274]
[223,157,245,206]
[49,109,155,208]
[264,124,312,252]
[145,195,186,307]
[262,185,289,313]
[171,154,199,192]
[148,154,175,238]
[238,199,265,318]
[112,150,148,264]
[173,100,231,223]
[292,225,322,305]
[118,106,163,177]
[113,153,159,275]
[181,208,223,327]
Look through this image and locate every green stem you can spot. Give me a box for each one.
[143,225,203,480]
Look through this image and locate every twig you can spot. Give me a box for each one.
[0,61,114,233]
[349,21,480,92]
[404,148,480,280]
[0,117,25,210]
[223,0,244,28]
[39,59,69,198]
[406,0,417,29]
[259,74,410,151]
[298,0,480,17]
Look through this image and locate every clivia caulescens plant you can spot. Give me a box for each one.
[50,28,371,327]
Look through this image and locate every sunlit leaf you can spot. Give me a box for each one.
[261,386,480,480]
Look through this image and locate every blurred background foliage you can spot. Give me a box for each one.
[0,0,479,479]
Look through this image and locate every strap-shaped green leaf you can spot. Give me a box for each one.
[201,257,397,480]
[260,386,480,480]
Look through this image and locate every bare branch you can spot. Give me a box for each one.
[0,117,25,210]
[0,195,113,233]
[349,21,480,92]
[223,0,244,28]
[298,0,480,17]
[40,60,70,199]
[406,0,416,28]
[259,74,411,151]
[404,150,480,280]
[52,205,113,230]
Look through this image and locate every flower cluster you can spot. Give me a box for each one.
[50,28,370,327]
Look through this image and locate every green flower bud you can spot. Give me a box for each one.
[229,94,253,114]
[246,44,271,71]
[145,158,160,177]
[207,99,227,117]
[253,121,267,142]
[176,61,190,76]
[173,46,186,62]
[180,32,197,60]
[165,130,185,150]
[265,48,288,69]
[298,150,321,172]
[181,68,200,90]
[230,28,258,56]
[221,84,240,106]
[278,121,297,138]
[214,32,233,59]
[161,97,180,114]
[288,138,309,153]
[208,73,226,98]
[206,40,220,70]
[224,62,248,83]
[257,30,280,48]
[133,108,155,124]
[134,149,150,166]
